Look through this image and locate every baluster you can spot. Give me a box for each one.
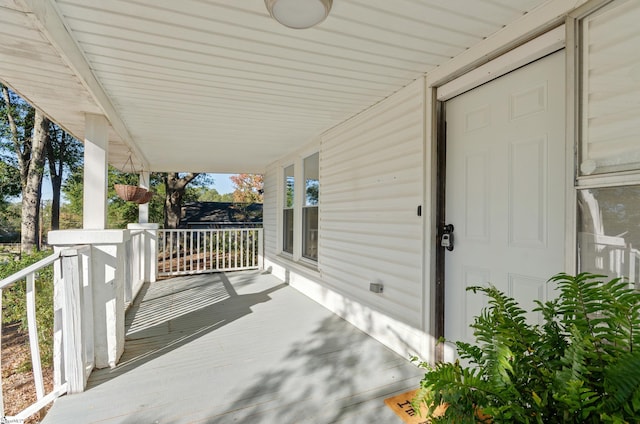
[26,273,45,400]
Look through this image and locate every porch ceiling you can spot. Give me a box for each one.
[0,0,549,173]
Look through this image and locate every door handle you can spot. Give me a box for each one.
[441,224,454,251]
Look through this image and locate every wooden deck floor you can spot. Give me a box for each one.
[42,270,423,423]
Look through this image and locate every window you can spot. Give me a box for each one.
[302,153,319,261]
[578,0,640,176]
[578,186,640,284]
[283,165,294,254]
[575,0,640,284]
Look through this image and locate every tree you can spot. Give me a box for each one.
[20,110,48,253]
[1,84,48,253]
[46,124,82,230]
[163,173,200,228]
[186,186,233,202]
[230,174,263,204]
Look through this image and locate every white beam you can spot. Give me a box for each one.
[20,0,149,170]
[84,113,108,230]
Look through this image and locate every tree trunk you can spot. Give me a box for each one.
[46,128,63,230]
[163,172,199,229]
[21,111,49,253]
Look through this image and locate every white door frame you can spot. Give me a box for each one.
[431,25,575,361]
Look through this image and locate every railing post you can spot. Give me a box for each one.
[258,228,264,270]
[52,249,65,389]
[148,227,158,283]
[123,236,133,305]
[60,248,87,393]
[127,223,159,284]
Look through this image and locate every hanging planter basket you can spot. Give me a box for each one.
[134,190,154,204]
[114,184,148,202]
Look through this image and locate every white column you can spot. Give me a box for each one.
[138,171,150,224]
[83,114,109,230]
[49,230,128,369]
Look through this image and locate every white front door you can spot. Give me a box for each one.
[443,51,566,354]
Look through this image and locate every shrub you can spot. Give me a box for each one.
[1,250,55,369]
[413,273,640,423]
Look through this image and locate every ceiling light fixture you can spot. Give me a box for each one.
[265,0,333,29]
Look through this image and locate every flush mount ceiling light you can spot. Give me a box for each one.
[265,0,333,29]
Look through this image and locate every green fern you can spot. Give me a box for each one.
[413,273,640,423]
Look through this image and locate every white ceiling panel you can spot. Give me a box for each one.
[0,0,553,173]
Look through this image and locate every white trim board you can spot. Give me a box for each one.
[437,25,565,101]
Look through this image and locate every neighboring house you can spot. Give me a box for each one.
[180,202,263,229]
[1,0,638,367]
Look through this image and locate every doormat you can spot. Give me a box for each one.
[384,389,440,424]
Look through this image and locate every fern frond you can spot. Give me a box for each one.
[604,352,640,416]
[415,360,490,423]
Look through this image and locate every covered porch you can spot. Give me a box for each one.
[3,0,639,421]
[42,270,422,423]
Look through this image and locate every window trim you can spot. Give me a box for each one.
[302,152,319,262]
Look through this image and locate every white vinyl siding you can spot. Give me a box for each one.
[579,0,640,175]
[319,79,425,328]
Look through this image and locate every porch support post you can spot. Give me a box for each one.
[83,114,109,230]
[49,230,129,370]
[138,171,150,224]
[60,247,90,393]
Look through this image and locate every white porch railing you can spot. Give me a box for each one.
[1,225,263,421]
[0,248,90,423]
[157,228,263,277]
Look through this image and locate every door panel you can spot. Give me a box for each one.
[443,51,566,355]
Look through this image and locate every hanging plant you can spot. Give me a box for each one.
[113,153,148,202]
[134,190,153,204]
[114,184,147,202]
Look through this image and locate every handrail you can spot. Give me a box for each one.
[0,250,60,289]
[1,246,91,421]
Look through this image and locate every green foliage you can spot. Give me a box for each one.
[0,161,21,202]
[414,273,640,423]
[186,186,234,202]
[63,166,165,228]
[0,200,21,242]
[0,250,55,369]
[0,83,34,149]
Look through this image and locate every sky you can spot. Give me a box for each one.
[208,173,235,194]
[39,173,236,201]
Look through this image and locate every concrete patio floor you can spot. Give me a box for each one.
[42,270,423,423]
